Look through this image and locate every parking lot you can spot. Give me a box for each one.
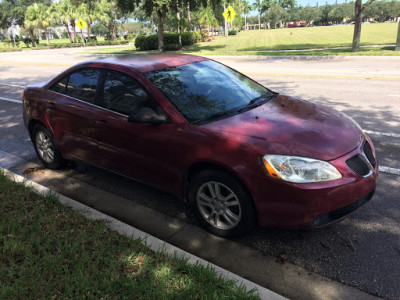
[1,49,399,299]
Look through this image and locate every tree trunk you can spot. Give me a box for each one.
[157,5,167,51]
[87,23,91,42]
[395,19,400,51]
[187,2,191,31]
[29,29,36,47]
[176,0,181,46]
[352,0,376,52]
[245,13,247,30]
[64,21,73,43]
[112,10,117,40]
[44,28,50,46]
[71,20,77,43]
[258,12,261,29]
[352,0,362,51]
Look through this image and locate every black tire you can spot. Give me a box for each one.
[188,170,256,238]
[32,124,64,169]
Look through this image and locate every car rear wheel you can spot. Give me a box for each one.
[188,170,256,238]
[32,124,64,169]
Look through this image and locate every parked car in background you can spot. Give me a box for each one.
[22,54,378,237]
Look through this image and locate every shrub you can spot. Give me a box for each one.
[135,34,158,50]
[124,33,136,41]
[199,30,210,42]
[228,30,237,35]
[164,43,182,51]
[181,32,196,46]
[23,37,32,47]
[135,32,197,50]
[134,34,145,49]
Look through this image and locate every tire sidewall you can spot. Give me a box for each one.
[32,124,64,169]
[188,170,256,238]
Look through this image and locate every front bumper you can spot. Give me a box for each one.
[250,135,378,229]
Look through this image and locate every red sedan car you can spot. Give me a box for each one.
[22,54,378,237]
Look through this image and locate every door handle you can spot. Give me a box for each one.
[96,119,108,124]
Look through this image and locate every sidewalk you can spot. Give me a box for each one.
[0,151,381,300]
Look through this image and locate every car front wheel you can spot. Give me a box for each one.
[189,170,256,238]
[32,124,64,169]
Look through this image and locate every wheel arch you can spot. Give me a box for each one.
[28,119,46,141]
[183,161,256,207]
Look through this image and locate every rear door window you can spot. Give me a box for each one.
[65,68,100,104]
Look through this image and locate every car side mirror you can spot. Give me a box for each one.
[128,107,169,124]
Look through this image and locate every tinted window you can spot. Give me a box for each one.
[103,70,159,116]
[145,60,272,124]
[50,76,68,94]
[66,69,100,104]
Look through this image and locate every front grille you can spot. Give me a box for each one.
[346,155,371,176]
[314,191,374,227]
[363,141,376,168]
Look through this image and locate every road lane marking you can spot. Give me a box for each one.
[387,94,400,97]
[379,166,400,176]
[0,96,22,104]
[0,82,24,88]
[364,130,400,138]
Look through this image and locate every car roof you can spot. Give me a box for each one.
[94,53,209,73]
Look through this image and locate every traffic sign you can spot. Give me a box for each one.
[223,5,236,23]
[77,18,87,30]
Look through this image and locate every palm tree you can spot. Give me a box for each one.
[64,2,79,43]
[252,0,263,29]
[242,0,252,30]
[198,4,219,32]
[78,0,104,42]
[25,3,51,46]
[53,0,74,43]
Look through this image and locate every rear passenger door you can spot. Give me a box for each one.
[48,68,103,163]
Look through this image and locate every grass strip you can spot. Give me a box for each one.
[0,171,259,299]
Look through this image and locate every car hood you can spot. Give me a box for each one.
[202,95,363,161]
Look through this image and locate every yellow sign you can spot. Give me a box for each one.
[223,5,236,23]
[77,18,87,30]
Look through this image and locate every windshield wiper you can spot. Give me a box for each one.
[238,92,279,113]
[192,93,279,125]
[192,108,239,125]
[249,92,279,106]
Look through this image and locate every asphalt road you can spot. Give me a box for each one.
[1,49,399,299]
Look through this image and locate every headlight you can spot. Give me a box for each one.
[263,155,342,183]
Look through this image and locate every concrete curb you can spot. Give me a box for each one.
[1,166,286,300]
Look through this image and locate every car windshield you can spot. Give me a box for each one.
[145,60,275,125]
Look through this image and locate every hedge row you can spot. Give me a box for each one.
[135,32,199,51]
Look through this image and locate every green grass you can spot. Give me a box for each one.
[0,171,259,299]
[185,23,398,52]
